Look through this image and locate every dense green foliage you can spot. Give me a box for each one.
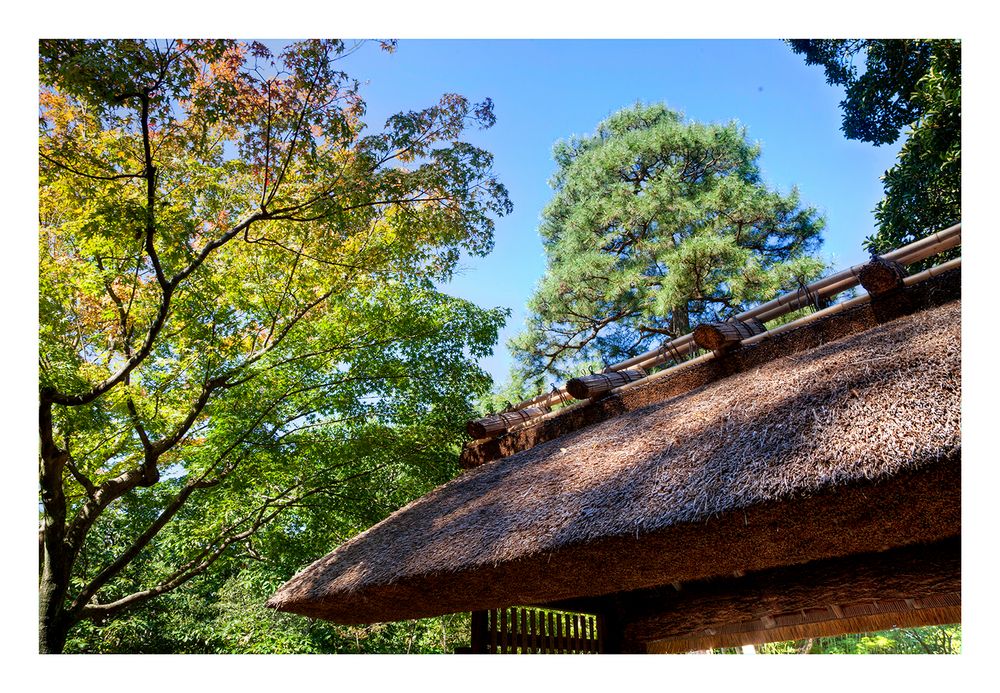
[788,40,960,259]
[38,39,510,653]
[65,564,472,654]
[710,624,961,655]
[508,103,825,382]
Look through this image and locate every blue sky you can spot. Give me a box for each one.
[334,39,903,382]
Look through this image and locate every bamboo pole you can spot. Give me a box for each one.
[606,256,961,401]
[903,256,962,286]
[883,222,961,264]
[497,225,961,420]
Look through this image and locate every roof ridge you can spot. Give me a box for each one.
[460,263,961,469]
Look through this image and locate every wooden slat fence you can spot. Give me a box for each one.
[471,607,601,653]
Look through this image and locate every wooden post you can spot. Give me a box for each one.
[597,609,636,654]
[692,317,766,352]
[489,609,497,654]
[566,368,647,400]
[859,256,907,297]
[520,609,528,653]
[528,609,537,653]
[500,608,508,654]
[471,610,488,653]
[596,614,611,654]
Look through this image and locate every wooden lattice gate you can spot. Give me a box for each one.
[469,607,602,654]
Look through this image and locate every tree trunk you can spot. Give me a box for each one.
[671,304,690,342]
[39,399,73,654]
[38,557,71,654]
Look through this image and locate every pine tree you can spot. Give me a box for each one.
[511,103,825,381]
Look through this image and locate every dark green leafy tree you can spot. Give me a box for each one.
[788,39,960,259]
[39,39,510,653]
[510,103,825,381]
[712,624,961,654]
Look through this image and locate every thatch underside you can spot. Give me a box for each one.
[647,604,960,653]
[548,538,960,652]
[268,296,961,625]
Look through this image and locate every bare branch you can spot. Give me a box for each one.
[263,228,309,347]
[139,92,168,290]
[263,50,326,209]
[69,483,198,617]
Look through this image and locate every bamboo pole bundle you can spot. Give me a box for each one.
[858,256,907,296]
[496,224,961,421]
[566,368,647,400]
[466,406,550,439]
[883,222,962,264]
[733,223,960,324]
[609,256,961,401]
[692,317,766,352]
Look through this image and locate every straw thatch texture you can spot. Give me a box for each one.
[268,297,960,625]
[590,538,961,651]
[647,604,961,653]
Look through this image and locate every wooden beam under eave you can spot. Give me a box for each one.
[645,603,960,653]
[618,537,960,650]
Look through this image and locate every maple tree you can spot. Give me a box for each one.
[38,39,510,653]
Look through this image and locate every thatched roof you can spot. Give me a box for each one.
[268,276,961,628]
